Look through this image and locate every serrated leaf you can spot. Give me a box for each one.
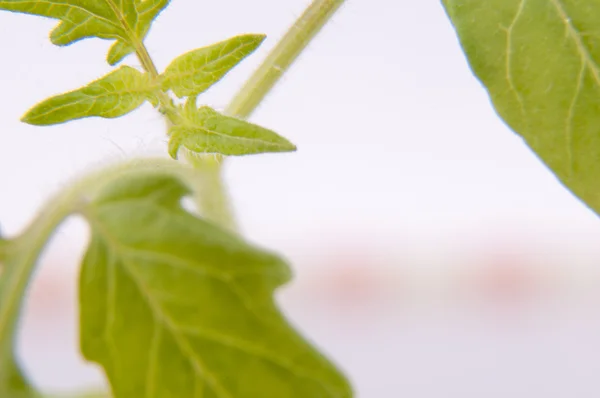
[79,172,352,398]
[0,0,170,64]
[169,102,296,158]
[162,34,266,98]
[22,66,158,126]
[443,0,600,214]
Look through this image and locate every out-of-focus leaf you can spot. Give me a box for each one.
[80,172,352,397]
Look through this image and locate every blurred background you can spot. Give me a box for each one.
[2,0,600,396]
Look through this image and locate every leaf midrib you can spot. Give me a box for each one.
[165,40,260,83]
[119,243,339,398]
[103,0,138,45]
[28,85,150,120]
[175,124,291,150]
[85,210,232,398]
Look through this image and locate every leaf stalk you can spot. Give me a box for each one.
[183,0,347,231]
[0,185,80,395]
[226,0,347,119]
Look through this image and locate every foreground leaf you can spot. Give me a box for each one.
[169,102,296,158]
[80,172,352,397]
[162,34,266,98]
[0,0,170,64]
[443,0,600,214]
[22,67,158,125]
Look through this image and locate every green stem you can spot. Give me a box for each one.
[132,0,346,232]
[190,0,347,230]
[134,41,160,77]
[0,183,80,396]
[127,0,347,233]
[226,0,346,119]
[132,39,236,231]
[0,158,198,341]
[133,40,240,230]
[0,196,78,345]
[184,153,238,231]
[0,159,196,396]
[134,41,181,125]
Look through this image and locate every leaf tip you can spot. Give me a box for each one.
[106,56,120,67]
[20,112,40,126]
[246,33,267,49]
[277,136,297,153]
[168,132,184,160]
[168,146,180,160]
[284,141,297,152]
[107,41,134,66]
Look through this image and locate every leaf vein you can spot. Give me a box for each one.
[176,325,340,396]
[550,0,600,85]
[503,0,526,113]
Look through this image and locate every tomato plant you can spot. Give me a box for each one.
[2,0,599,396]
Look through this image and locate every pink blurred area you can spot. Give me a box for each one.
[17,219,600,397]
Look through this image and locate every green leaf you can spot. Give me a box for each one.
[169,101,296,158]
[443,0,600,214]
[79,172,352,398]
[162,34,266,98]
[0,0,170,64]
[22,66,158,126]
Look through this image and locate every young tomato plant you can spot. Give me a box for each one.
[3,0,597,396]
[0,0,352,397]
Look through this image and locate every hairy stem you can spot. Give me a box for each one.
[132,41,239,229]
[184,153,237,231]
[190,0,347,229]
[134,42,181,124]
[226,0,346,119]
[130,0,346,232]
[134,42,160,77]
